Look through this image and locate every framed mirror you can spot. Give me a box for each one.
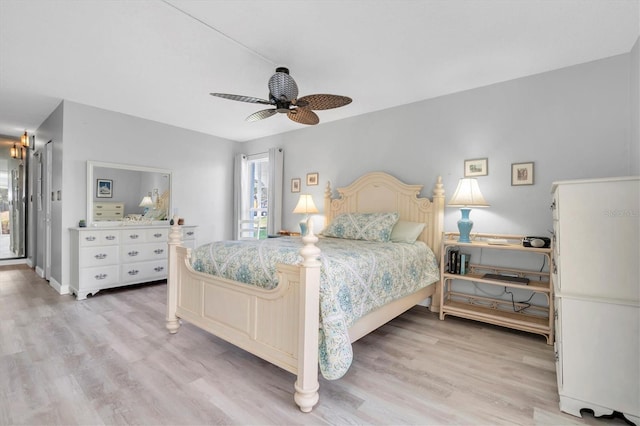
[87,161,171,226]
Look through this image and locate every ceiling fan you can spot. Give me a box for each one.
[210,67,352,125]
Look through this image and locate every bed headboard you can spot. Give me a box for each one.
[323,172,445,258]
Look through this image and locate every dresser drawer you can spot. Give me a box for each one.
[121,229,146,243]
[182,226,197,248]
[183,227,197,240]
[121,228,168,243]
[122,242,167,263]
[93,210,124,220]
[93,202,125,221]
[79,265,120,289]
[79,245,120,267]
[144,228,168,242]
[79,230,120,247]
[121,260,167,284]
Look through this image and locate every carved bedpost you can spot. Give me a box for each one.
[324,181,332,229]
[166,215,182,334]
[294,219,321,413]
[430,176,445,313]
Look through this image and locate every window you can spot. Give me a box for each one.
[234,148,283,240]
[246,153,268,239]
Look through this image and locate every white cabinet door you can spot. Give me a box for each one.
[554,179,639,300]
[559,297,639,417]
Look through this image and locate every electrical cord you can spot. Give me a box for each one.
[505,287,536,312]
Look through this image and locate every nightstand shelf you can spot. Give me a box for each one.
[439,232,553,344]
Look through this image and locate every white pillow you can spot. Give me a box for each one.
[390,220,426,243]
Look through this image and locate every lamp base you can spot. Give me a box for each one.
[457,208,473,243]
[299,220,308,236]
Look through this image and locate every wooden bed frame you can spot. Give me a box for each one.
[166,172,445,412]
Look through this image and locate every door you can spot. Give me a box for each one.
[44,142,51,280]
[34,142,52,280]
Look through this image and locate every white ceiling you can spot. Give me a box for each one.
[0,0,638,143]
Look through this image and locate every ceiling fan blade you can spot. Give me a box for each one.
[210,93,272,105]
[297,94,352,110]
[287,108,319,125]
[268,70,298,102]
[246,109,277,122]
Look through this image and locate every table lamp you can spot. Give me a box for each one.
[293,194,319,236]
[139,192,154,214]
[448,178,489,243]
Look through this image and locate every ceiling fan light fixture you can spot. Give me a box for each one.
[210,66,350,125]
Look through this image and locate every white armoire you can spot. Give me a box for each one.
[551,177,639,424]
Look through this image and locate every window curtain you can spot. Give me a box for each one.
[267,147,284,236]
[233,154,248,240]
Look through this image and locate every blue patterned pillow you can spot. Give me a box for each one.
[322,212,400,242]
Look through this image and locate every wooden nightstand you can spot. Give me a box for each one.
[439,232,553,344]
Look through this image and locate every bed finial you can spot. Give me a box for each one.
[433,175,445,198]
[168,215,182,243]
[324,181,332,229]
[300,219,321,267]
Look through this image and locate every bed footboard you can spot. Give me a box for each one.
[166,217,321,413]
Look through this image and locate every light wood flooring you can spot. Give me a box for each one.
[0,265,629,425]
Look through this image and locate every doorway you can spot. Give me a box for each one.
[0,134,27,260]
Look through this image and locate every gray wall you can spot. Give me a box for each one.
[244,51,638,236]
[41,101,236,289]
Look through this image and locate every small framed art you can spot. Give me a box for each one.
[464,158,488,177]
[306,172,319,186]
[291,178,301,193]
[96,179,113,198]
[511,162,534,186]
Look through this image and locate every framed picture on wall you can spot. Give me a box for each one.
[306,172,319,186]
[291,178,301,193]
[96,179,113,198]
[511,162,534,186]
[464,158,488,177]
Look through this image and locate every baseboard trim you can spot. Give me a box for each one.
[48,277,70,295]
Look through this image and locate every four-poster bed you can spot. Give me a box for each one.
[165,172,445,412]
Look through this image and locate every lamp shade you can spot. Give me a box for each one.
[448,178,490,207]
[139,194,154,208]
[293,194,319,214]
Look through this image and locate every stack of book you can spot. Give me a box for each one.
[447,247,470,275]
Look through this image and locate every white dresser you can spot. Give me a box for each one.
[70,224,197,300]
[551,177,639,424]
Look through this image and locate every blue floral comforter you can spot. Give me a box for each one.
[190,236,439,379]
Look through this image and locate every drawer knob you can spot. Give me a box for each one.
[129,234,139,239]
[94,273,107,280]
[154,249,164,255]
[85,236,96,241]
[153,233,163,238]
[106,235,116,240]
[128,251,139,256]
[94,253,107,260]
[128,270,139,275]
[154,266,165,272]
[186,231,194,236]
